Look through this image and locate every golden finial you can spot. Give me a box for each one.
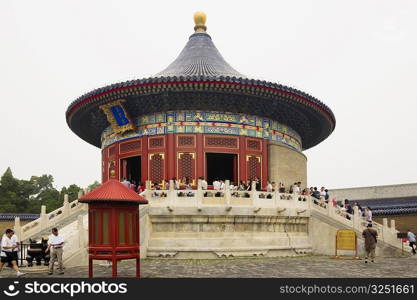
[193,11,207,33]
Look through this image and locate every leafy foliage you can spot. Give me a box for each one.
[0,168,95,213]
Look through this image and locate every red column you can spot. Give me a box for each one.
[167,134,175,180]
[262,139,268,188]
[196,134,204,179]
[239,136,247,183]
[141,137,148,184]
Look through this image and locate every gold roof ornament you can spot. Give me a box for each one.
[194,11,207,33]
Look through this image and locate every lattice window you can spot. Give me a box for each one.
[149,137,164,148]
[120,141,141,154]
[150,154,164,184]
[247,139,261,150]
[247,155,261,181]
[108,146,116,157]
[178,153,194,181]
[178,136,195,147]
[205,137,237,148]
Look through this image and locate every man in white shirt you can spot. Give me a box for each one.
[266,181,273,192]
[200,177,208,190]
[213,179,221,191]
[47,227,64,275]
[0,229,25,277]
[407,230,416,255]
[220,180,225,190]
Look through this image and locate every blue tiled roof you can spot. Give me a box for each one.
[0,213,40,221]
[355,197,417,216]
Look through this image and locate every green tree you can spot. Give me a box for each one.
[88,181,101,191]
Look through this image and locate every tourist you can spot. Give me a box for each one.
[319,187,326,201]
[245,180,251,191]
[238,181,246,191]
[266,181,273,192]
[407,229,416,255]
[324,189,329,201]
[230,182,237,191]
[121,177,130,188]
[0,229,25,277]
[357,203,363,217]
[213,178,221,191]
[279,182,285,193]
[185,178,192,190]
[254,177,261,191]
[173,177,180,190]
[137,182,145,193]
[271,182,276,192]
[293,182,300,194]
[220,180,225,190]
[47,228,64,275]
[365,207,373,223]
[312,187,320,200]
[200,177,208,190]
[130,180,136,191]
[362,223,378,263]
[289,185,294,194]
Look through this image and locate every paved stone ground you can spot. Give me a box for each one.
[1,255,416,278]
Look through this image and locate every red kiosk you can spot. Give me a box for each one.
[79,179,148,278]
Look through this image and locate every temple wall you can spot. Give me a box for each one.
[145,207,312,259]
[329,183,417,201]
[268,142,307,188]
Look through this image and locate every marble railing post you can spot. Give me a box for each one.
[63,194,70,217]
[145,180,152,200]
[197,179,203,207]
[13,217,22,241]
[390,219,396,232]
[251,181,256,205]
[352,206,360,229]
[225,180,231,205]
[77,214,86,248]
[40,205,48,230]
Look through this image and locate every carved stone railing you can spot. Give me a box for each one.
[310,200,403,249]
[14,190,88,241]
[143,179,309,216]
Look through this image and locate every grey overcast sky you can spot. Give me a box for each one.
[1,0,416,190]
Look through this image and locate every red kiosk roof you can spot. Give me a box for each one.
[79,179,148,204]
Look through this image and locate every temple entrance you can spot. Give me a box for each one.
[120,156,141,186]
[206,153,238,185]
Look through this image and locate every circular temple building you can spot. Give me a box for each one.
[66,12,335,188]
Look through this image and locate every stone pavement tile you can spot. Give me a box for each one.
[0,256,416,278]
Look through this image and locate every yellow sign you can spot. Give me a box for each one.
[336,230,356,250]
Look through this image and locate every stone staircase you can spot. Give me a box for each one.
[310,201,408,257]
[13,191,89,267]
